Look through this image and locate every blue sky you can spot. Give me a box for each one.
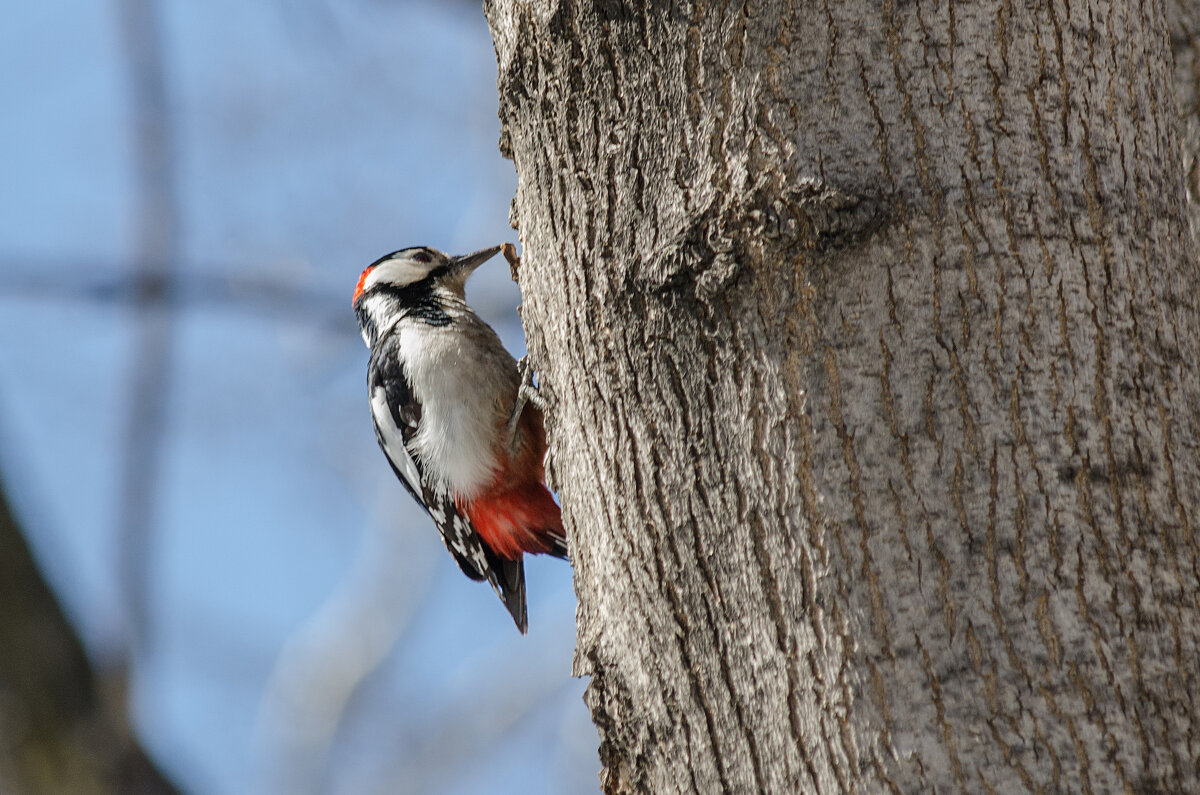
[0,2,594,792]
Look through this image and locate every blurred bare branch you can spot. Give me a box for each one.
[0,260,355,336]
[371,627,581,795]
[256,501,437,795]
[115,0,178,656]
[0,467,180,794]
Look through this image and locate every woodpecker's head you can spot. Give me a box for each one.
[353,245,501,346]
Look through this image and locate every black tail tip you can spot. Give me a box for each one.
[510,604,529,634]
[491,557,528,634]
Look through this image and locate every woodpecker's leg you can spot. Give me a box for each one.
[506,356,546,451]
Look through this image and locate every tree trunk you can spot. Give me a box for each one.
[486,1,1200,792]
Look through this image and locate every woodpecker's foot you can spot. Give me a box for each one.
[518,355,548,413]
[506,356,546,451]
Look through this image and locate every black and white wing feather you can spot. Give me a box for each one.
[367,343,528,632]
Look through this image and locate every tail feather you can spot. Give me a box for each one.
[459,474,565,633]
[545,528,569,559]
[486,554,527,633]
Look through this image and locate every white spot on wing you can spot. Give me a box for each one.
[371,386,422,497]
[453,514,483,564]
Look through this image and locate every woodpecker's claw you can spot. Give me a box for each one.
[507,356,546,452]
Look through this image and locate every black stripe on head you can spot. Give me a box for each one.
[369,246,437,269]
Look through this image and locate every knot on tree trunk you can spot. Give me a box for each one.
[634,178,890,304]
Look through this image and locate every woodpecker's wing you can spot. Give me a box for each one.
[367,345,529,632]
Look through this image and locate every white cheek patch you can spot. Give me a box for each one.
[371,385,422,496]
[365,258,432,290]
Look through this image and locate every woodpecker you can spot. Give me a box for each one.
[352,245,566,632]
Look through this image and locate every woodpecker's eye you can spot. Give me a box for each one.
[413,251,432,264]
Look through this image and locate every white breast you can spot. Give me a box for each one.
[396,316,518,498]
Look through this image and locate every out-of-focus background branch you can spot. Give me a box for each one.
[116,0,177,658]
[0,473,177,794]
[0,2,592,793]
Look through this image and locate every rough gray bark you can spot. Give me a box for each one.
[487,1,1200,792]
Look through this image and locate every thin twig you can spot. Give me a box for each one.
[116,0,177,656]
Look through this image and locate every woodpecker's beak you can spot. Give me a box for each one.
[449,246,501,277]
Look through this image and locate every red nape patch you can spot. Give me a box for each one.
[461,483,564,560]
[352,265,376,306]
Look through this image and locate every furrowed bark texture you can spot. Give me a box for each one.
[487,1,1200,792]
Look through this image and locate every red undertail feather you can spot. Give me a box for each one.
[461,481,565,561]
